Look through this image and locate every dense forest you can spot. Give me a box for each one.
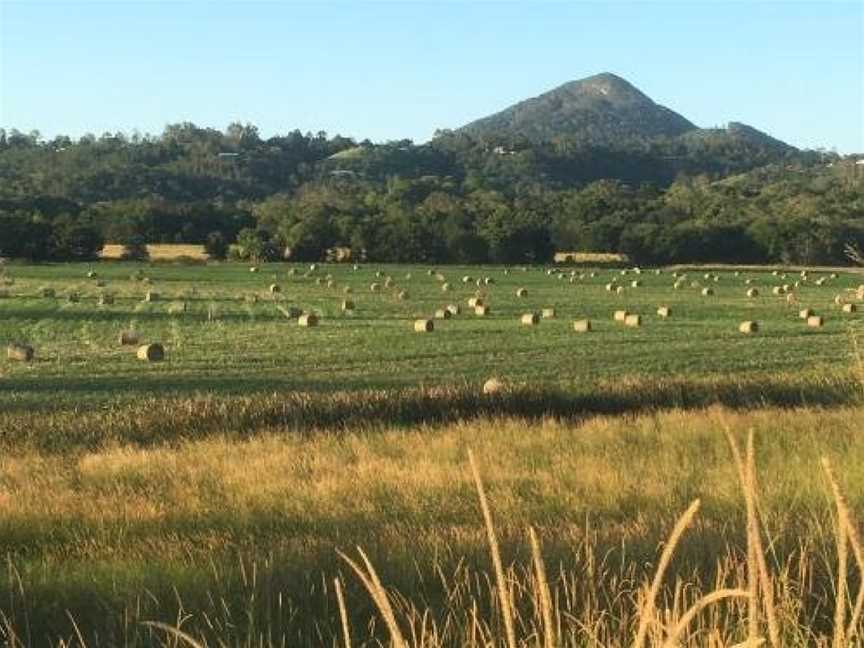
[0,123,862,265]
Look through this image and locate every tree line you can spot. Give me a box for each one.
[0,123,861,265]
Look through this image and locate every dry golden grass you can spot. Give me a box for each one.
[99,244,209,260]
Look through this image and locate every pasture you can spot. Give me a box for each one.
[0,261,862,646]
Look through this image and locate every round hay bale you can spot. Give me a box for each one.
[426,269,435,276]
[341,300,355,312]
[831,273,839,279]
[521,312,540,326]
[484,277,494,285]
[615,286,624,295]
[516,288,528,298]
[298,313,319,327]
[249,266,259,273]
[315,278,324,286]
[605,283,617,292]
[631,280,641,288]
[87,271,97,279]
[572,319,592,333]
[397,290,409,300]
[739,321,759,334]
[144,291,158,302]
[461,275,472,284]
[624,314,641,327]
[269,284,281,294]
[309,263,318,272]
[326,280,335,289]
[370,283,381,292]
[842,303,857,314]
[807,315,824,328]
[441,282,452,292]
[747,288,759,298]
[701,287,714,296]
[287,268,297,276]
[343,286,353,294]
[137,343,165,362]
[799,308,814,319]
[375,270,384,278]
[541,308,556,319]
[468,297,483,308]
[434,308,451,320]
[7,343,34,362]
[414,319,433,333]
[353,264,361,271]
[474,305,490,316]
[614,310,629,322]
[384,277,394,288]
[446,304,460,316]
[119,330,140,345]
[483,378,505,394]
[657,306,671,318]
[404,273,412,281]
[435,273,446,282]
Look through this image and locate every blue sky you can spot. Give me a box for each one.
[1,1,862,152]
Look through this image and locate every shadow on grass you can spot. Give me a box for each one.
[0,371,859,453]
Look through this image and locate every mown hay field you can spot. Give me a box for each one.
[0,261,862,412]
[0,261,862,646]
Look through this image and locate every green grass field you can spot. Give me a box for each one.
[1,261,861,410]
[0,262,862,646]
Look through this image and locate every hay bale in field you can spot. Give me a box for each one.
[341,299,355,312]
[615,286,625,295]
[807,315,824,328]
[269,284,281,294]
[277,305,303,319]
[397,290,409,300]
[87,271,97,279]
[353,264,361,271]
[834,295,845,306]
[327,280,335,289]
[673,281,685,290]
[785,293,797,305]
[482,377,505,394]
[343,286,352,294]
[441,282,452,292]
[772,270,779,277]
[119,330,140,345]
[370,283,381,292]
[521,312,540,326]
[605,283,617,292]
[426,269,435,276]
[703,273,712,280]
[446,304,460,316]
[144,291,158,302]
[572,319,592,333]
[484,277,494,285]
[799,308,814,319]
[435,273,446,282]
[474,304,490,316]
[630,280,641,288]
[384,277,394,288]
[287,268,297,276]
[99,293,114,306]
[39,287,55,298]
[739,321,759,334]
[404,273,412,281]
[856,285,864,300]
[434,308,451,320]
[137,343,165,362]
[516,287,528,298]
[657,306,671,318]
[701,287,714,296]
[462,275,472,284]
[503,269,510,276]
[375,271,384,278]
[249,266,259,273]
[815,277,826,286]
[842,303,857,314]
[747,288,759,298]
[831,273,839,279]
[315,277,324,286]
[414,318,434,333]
[614,310,629,322]
[744,278,753,285]
[541,308,556,319]
[6,343,34,362]
[468,297,483,308]
[624,314,641,327]
[298,313,319,327]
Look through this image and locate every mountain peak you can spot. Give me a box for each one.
[457,72,696,144]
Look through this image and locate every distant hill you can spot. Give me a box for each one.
[456,72,794,152]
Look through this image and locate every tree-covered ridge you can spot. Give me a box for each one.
[0,110,860,266]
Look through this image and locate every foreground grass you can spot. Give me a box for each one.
[1,405,861,645]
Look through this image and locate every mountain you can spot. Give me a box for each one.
[456,72,793,152]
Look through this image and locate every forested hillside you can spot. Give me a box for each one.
[0,118,861,265]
